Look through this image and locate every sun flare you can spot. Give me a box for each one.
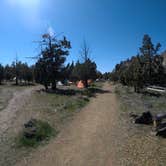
[8,0,40,8]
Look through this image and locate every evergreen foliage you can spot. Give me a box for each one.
[111,35,166,92]
[35,33,71,90]
[71,41,97,88]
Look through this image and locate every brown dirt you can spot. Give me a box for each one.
[0,86,41,136]
[16,83,118,166]
[0,85,44,166]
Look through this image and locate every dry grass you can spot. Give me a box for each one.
[0,85,27,111]
[0,85,91,166]
[115,84,166,166]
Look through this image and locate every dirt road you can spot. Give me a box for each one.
[17,83,118,166]
[0,86,41,136]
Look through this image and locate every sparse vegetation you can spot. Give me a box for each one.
[115,84,166,165]
[2,0,166,165]
[0,82,106,166]
[115,84,166,115]
[18,119,56,147]
[0,85,28,111]
[111,35,166,92]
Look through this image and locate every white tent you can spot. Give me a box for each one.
[57,81,63,86]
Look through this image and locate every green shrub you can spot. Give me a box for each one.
[82,89,94,97]
[114,87,120,96]
[18,120,57,147]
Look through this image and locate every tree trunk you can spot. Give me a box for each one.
[135,86,140,93]
[16,77,18,85]
[44,83,48,91]
[84,79,88,88]
[134,86,137,92]
[51,80,57,90]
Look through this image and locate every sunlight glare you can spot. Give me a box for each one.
[8,0,40,8]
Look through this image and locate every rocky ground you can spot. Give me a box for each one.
[1,83,166,166]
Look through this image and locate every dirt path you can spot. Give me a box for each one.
[17,83,118,166]
[0,86,41,136]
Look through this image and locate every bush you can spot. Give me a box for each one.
[82,89,94,97]
[18,119,57,147]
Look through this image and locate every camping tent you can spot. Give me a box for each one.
[77,81,85,89]
[57,81,63,86]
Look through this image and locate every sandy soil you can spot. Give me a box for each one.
[17,83,118,166]
[0,86,41,136]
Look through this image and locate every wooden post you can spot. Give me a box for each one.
[153,120,157,128]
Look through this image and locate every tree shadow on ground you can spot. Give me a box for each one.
[11,83,36,87]
[142,91,161,97]
[48,89,80,96]
[85,87,111,97]
[36,87,110,97]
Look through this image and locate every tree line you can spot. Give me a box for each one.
[0,61,34,85]
[0,31,115,89]
[34,33,99,90]
[111,34,166,92]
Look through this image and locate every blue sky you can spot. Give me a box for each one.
[0,0,166,72]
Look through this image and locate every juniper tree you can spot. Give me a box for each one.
[4,65,13,81]
[130,56,144,92]
[35,33,71,90]
[111,35,165,92]
[0,64,4,85]
[72,41,97,88]
[139,34,161,85]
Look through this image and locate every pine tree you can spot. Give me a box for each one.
[0,64,4,85]
[35,33,71,90]
[139,34,161,85]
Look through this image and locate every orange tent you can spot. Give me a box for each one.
[77,80,85,89]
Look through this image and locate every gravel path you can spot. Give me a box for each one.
[17,83,118,166]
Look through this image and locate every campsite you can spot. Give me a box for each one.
[1,79,166,166]
[1,0,166,166]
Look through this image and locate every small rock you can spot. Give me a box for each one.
[23,119,37,139]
